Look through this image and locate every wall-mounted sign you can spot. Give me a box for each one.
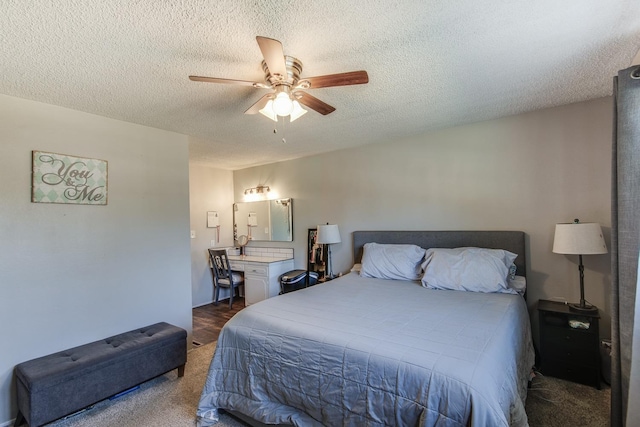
[31,151,108,205]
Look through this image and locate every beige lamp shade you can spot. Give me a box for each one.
[552,222,607,255]
[316,224,341,245]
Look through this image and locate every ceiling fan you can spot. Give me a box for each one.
[189,36,369,122]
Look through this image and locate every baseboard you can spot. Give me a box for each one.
[192,294,242,309]
[192,300,214,308]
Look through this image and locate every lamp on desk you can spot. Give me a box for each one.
[552,219,608,314]
[316,223,341,280]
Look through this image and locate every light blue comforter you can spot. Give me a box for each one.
[197,273,535,426]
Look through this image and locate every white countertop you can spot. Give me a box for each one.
[227,254,293,263]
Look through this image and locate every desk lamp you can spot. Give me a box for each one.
[552,219,608,314]
[316,224,341,280]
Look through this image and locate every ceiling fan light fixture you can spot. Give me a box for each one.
[289,100,307,122]
[189,37,369,125]
[259,100,278,121]
[272,91,294,116]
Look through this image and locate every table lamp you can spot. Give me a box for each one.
[552,219,608,314]
[316,224,341,279]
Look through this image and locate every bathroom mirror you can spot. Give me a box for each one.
[233,198,293,242]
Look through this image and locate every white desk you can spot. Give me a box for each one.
[227,255,294,306]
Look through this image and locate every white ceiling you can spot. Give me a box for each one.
[2,1,639,170]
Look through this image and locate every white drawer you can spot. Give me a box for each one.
[229,262,244,271]
[244,264,268,276]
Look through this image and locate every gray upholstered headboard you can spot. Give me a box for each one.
[353,230,527,278]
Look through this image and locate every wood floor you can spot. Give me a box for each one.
[192,297,245,346]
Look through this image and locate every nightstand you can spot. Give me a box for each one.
[538,299,601,389]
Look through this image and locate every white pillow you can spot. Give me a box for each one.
[360,243,426,281]
[508,275,527,296]
[421,247,518,293]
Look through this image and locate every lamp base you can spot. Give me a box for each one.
[568,302,598,314]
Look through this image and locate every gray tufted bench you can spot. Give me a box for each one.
[14,322,187,427]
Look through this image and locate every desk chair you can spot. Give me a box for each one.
[208,249,244,309]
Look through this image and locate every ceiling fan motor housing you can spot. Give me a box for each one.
[262,56,303,88]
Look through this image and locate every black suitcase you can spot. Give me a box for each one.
[279,270,319,294]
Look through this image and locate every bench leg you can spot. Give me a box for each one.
[13,411,25,427]
[177,364,185,377]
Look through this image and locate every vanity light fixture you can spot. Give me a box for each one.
[244,185,270,196]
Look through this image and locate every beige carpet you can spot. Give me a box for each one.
[526,372,610,427]
[47,342,245,427]
[45,342,610,427]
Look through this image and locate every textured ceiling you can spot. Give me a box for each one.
[2,1,639,170]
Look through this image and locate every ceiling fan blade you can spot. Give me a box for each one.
[295,92,336,115]
[244,93,274,114]
[256,36,288,79]
[189,76,269,88]
[297,70,369,89]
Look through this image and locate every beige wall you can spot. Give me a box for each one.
[189,164,235,307]
[0,95,192,425]
[234,97,613,341]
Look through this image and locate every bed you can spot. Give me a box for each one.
[197,230,535,427]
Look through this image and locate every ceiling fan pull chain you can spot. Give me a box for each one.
[271,115,286,143]
[281,115,287,143]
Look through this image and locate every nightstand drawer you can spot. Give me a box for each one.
[542,358,599,388]
[542,325,597,351]
[540,339,599,365]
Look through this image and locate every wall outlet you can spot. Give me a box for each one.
[190,230,196,239]
[211,240,216,247]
